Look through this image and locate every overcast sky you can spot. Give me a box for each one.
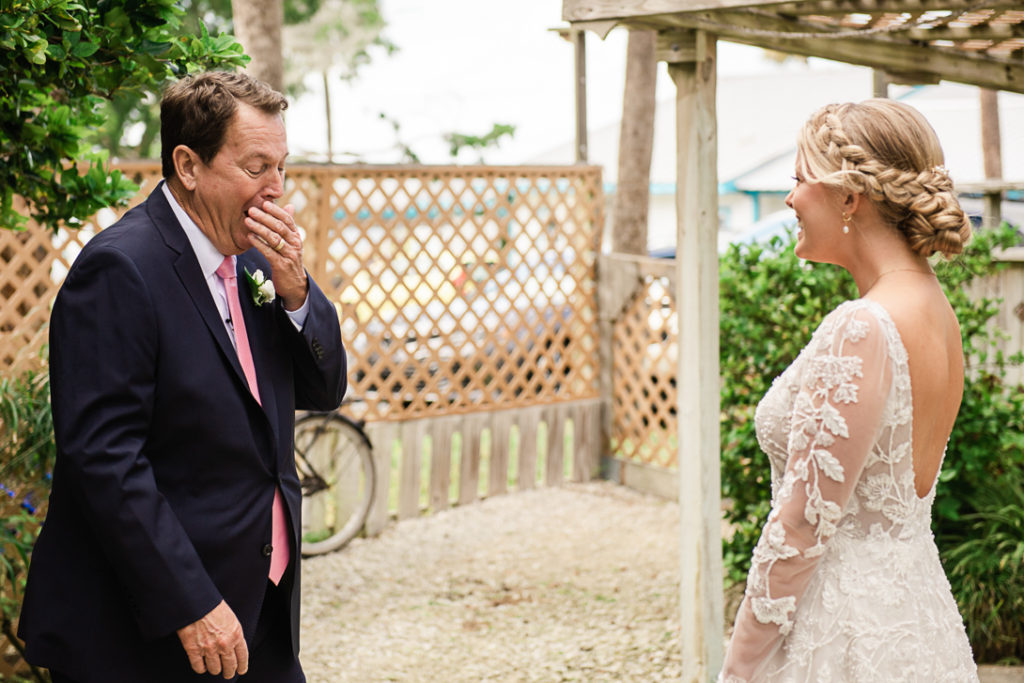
[285,0,805,165]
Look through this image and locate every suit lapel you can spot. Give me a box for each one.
[147,183,263,414]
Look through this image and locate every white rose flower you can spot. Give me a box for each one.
[258,279,276,304]
[245,267,277,306]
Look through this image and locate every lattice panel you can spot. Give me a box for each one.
[0,165,160,373]
[321,167,602,421]
[1,164,603,424]
[611,275,678,468]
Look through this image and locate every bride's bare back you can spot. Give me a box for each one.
[868,273,964,498]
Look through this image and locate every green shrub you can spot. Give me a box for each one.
[943,475,1024,663]
[0,370,55,682]
[719,223,1024,660]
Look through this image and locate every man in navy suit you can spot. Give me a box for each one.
[18,71,346,682]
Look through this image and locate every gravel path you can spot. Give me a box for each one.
[299,481,682,682]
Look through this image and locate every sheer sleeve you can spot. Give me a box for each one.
[719,305,893,682]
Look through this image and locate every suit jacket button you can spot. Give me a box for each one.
[262,544,274,557]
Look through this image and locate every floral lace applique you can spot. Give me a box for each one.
[719,300,978,682]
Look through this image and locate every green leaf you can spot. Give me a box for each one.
[71,40,98,57]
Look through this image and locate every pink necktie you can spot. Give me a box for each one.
[217,257,290,585]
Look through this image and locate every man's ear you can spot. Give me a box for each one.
[172,145,201,192]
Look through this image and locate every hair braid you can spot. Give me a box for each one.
[797,99,971,257]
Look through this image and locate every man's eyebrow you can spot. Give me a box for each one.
[242,151,289,163]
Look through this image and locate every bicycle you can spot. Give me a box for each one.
[293,410,376,556]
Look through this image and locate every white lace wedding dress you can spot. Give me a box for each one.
[719,299,978,682]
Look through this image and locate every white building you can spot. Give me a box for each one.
[529,63,1024,252]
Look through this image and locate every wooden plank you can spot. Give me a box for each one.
[311,170,331,285]
[397,419,425,520]
[999,264,1024,387]
[960,182,1024,195]
[566,0,1024,22]
[563,0,795,22]
[774,0,1024,15]
[669,30,724,681]
[571,404,584,482]
[458,413,485,506]
[657,30,698,64]
[362,420,396,536]
[573,401,601,481]
[574,29,589,163]
[489,411,512,497]
[545,404,566,486]
[617,457,679,500]
[429,415,455,512]
[907,23,1024,43]
[517,406,541,490]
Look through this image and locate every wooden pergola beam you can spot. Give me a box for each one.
[564,0,794,22]
[772,0,1024,14]
[650,10,1024,93]
[907,25,1024,42]
[564,0,1024,19]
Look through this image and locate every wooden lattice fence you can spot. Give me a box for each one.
[599,254,680,498]
[598,249,1024,498]
[0,162,605,526]
[1,164,603,418]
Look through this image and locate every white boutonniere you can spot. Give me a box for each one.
[244,267,276,306]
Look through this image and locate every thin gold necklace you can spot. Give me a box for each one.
[864,267,936,293]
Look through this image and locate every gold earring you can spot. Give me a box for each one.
[841,212,851,234]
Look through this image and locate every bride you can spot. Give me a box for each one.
[718,99,979,682]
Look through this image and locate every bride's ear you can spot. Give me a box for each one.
[842,192,862,215]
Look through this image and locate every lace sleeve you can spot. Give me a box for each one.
[720,305,893,682]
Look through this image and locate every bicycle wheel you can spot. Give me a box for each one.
[293,413,375,556]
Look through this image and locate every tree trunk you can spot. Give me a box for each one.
[230,0,285,92]
[611,30,657,255]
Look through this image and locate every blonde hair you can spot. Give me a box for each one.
[796,99,971,257]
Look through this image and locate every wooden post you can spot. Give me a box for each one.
[980,88,1003,228]
[872,70,889,98]
[575,29,589,163]
[667,30,724,682]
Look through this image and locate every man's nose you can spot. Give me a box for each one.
[264,169,285,199]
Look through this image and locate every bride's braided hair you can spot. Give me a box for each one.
[797,99,971,257]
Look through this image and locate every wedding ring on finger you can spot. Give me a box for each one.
[273,237,285,252]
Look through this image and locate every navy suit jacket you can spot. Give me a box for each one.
[19,184,346,682]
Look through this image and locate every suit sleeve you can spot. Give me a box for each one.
[49,245,222,640]
[280,273,347,411]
